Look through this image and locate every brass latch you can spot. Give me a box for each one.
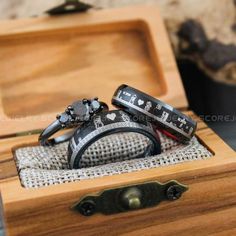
[72,180,188,216]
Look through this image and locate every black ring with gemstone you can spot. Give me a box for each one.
[39,98,108,146]
[68,110,161,169]
[112,84,197,143]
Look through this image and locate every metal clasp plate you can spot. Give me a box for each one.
[72,180,188,216]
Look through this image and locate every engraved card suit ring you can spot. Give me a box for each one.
[68,110,161,169]
[112,84,197,143]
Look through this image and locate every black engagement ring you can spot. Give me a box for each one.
[39,98,108,146]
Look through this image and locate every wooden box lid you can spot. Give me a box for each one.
[0,6,187,137]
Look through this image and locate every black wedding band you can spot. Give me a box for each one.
[39,99,108,146]
[112,85,197,143]
[68,110,161,169]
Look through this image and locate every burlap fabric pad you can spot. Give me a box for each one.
[15,132,212,188]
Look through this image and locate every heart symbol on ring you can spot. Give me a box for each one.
[106,113,116,121]
[138,99,144,106]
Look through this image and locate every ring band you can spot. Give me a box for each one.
[39,99,108,146]
[112,85,197,143]
[68,110,161,169]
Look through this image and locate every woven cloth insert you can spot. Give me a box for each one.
[15,132,212,188]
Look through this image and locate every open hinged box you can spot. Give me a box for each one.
[0,6,236,236]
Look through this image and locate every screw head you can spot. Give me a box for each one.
[166,185,183,201]
[78,200,96,216]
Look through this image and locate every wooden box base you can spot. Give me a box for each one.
[1,113,236,235]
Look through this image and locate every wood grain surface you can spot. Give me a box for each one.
[0,6,187,137]
[0,112,236,235]
[0,30,162,117]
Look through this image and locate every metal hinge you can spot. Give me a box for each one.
[46,0,93,15]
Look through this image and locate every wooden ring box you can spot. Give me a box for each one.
[0,6,236,236]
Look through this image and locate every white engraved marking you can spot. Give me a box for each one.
[129,94,137,104]
[94,116,104,128]
[138,99,144,106]
[188,127,194,135]
[144,101,152,112]
[106,113,116,121]
[112,96,191,139]
[155,104,162,110]
[161,111,169,121]
[120,112,130,122]
[123,91,131,97]
[178,117,187,128]
[117,90,122,98]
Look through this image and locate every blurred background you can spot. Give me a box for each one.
[1,0,236,149]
